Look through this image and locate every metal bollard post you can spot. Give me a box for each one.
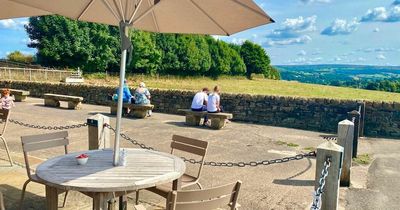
[357,102,366,137]
[314,141,343,210]
[347,110,360,158]
[337,120,354,187]
[87,114,110,150]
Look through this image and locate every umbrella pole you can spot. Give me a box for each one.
[113,23,129,166]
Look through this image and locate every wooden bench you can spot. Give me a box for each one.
[178,109,233,130]
[109,102,154,118]
[1,88,30,102]
[43,93,83,110]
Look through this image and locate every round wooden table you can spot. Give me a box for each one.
[36,148,186,210]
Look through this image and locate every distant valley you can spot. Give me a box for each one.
[276,64,400,85]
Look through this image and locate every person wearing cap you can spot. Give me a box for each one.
[134,82,152,116]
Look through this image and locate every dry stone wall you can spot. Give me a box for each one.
[1,80,399,138]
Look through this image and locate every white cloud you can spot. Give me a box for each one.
[266,16,317,39]
[334,56,342,61]
[264,16,316,47]
[376,54,386,60]
[264,35,312,47]
[373,28,380,32]
[358,47,396,53]
[361,6,400,22]
[0,19,27,30]
[212,35,222,40]
[321,18,359,36]
[231,38,247,45]
[289,56,324,64]
[298,50,307,56]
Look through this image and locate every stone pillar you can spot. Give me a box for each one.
[87,114,110,150]
[337,119,354,187]
[315,141,343,210]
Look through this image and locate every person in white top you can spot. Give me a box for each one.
[207,86,222,113]
[191,87,209,111]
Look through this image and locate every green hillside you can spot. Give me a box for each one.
[86,74,400,102]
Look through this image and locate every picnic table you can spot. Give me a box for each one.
[36,148,186,210]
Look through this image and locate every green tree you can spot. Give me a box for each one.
[206,37,246,77]
[176,35,211,75]
[129,30,161,75]
[26,15,119,72]
[267,65,281,80]
[155,34,182,75]
[240,40,271,78]
[6,51,34,63]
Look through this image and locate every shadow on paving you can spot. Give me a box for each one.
[273,158,314,187]
[0,184,45,210]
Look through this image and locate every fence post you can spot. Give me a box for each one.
[347,110,360,158]
[8,68,11,80]
[337,120,354,187]
[87,114,110,150]
[29,69,32,81]
[315,141,343,210]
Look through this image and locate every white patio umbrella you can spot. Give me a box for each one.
[5,0,274,166]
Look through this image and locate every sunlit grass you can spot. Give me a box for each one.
[353,154,373,165]
[84,74,400,102]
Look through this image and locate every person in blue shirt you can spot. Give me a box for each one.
[113,79,134,103]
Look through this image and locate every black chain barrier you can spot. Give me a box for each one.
[8,119,317,168]
[8,119,88,130]
[310,157,331,210]
[104,123,155,151]
[104,123,317,168]
[322,136,337,141]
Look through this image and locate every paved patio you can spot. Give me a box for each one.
[0,97,399,209]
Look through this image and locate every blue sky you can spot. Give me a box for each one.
[0,0,399,65]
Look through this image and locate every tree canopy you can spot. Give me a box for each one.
[6,51,34,63]
[25,15,279,79]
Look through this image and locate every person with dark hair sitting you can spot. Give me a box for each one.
[191,87,209,111]
[191,87,209,125]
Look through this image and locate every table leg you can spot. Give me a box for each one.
[172,179,182,190]
[92,192,111,210]
[45,185,58,210]
[119,196,128,210]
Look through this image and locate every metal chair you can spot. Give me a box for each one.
[134,181,242,210]
[0,109,13,166]
[136,135,209,204]
[19,131,70,210]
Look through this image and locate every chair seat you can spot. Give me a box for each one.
[30,174,44,183]
[147,174,199,197]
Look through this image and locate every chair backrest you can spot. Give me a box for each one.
[167,181,242,210]
[0,191,5,210]
[0,109,10,136]
[171,135,208,180]
[21,131,69,178]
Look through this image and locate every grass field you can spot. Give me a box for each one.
[86,74,400,102]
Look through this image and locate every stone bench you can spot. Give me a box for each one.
[43,93,83,110]
[109,102,154,118]
[178,109,233,130]
[1,88,30,102]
